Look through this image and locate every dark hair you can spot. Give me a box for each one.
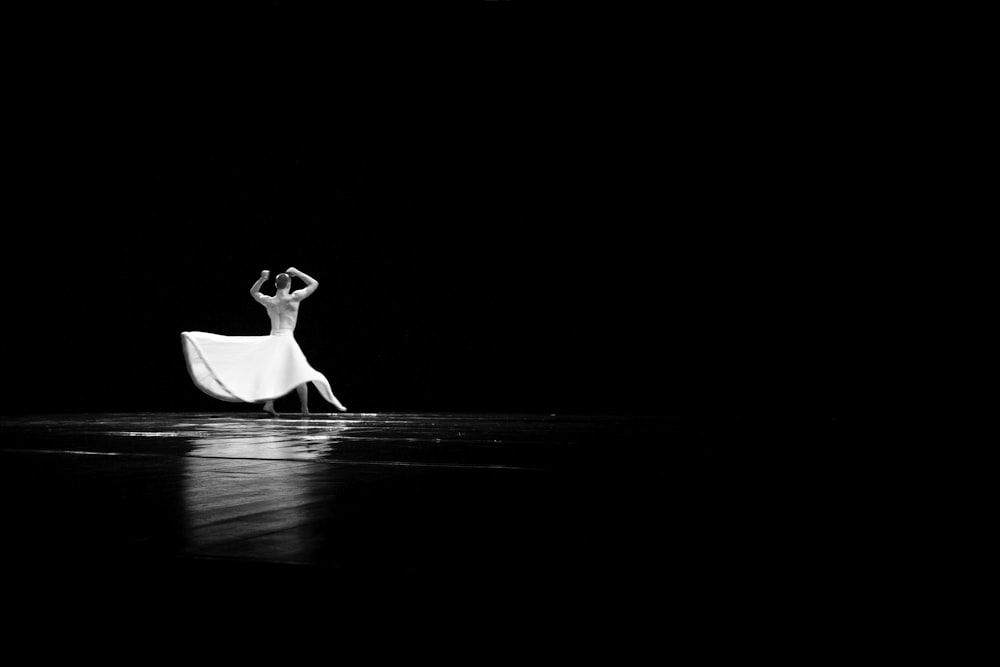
[275,273,291,290]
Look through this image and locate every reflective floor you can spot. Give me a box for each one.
[0,411,853,645]
[0,412,696,575]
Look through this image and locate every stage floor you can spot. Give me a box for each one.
[0,412,699,573]
[0,411,851,640]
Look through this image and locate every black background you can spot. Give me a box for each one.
[1,4,867,418]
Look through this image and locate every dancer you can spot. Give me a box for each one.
[181,267,347,415]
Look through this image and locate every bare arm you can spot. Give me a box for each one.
[251,270,270,304]
[287,266,319,301]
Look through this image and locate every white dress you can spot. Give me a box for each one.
[181,329,344,409]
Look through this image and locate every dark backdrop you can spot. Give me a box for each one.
[2,4,862,417]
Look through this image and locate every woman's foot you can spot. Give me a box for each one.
[263,401,278,416]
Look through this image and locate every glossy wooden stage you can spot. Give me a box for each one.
[0,412,692,574]
[0,411,846,638]
[0,410,857,653]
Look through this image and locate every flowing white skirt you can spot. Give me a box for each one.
[181,330,343,407]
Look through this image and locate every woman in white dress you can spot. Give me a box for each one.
[181,267,347,415]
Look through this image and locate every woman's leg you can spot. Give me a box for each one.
[296,383,309,415]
